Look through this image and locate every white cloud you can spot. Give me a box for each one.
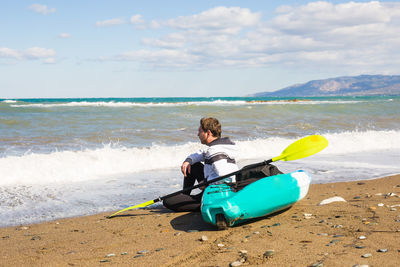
[28,4,55,15]
[96,18,125,27]
[116,6,262,68]
[0,47,56,63]
[0,47,22,59]
[111,2,400,74]
[43,58,56,64]
[272,1,391,35]
[141,33,186,49]
[24,47,56,59]
[130,14,144,24]
[153,6,261,34]
[59,33,71,39]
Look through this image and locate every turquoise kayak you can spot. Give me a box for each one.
[201,170,311,229]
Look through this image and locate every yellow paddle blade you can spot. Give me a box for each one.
[272,135,328,162]
[107,199,155,218]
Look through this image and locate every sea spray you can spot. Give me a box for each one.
[1,130,399,186]
[0,142,201,185]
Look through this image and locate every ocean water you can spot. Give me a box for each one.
[1,96,399,227]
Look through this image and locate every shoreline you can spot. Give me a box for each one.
[1,175,400,266]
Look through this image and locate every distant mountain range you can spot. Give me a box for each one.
[251,75,400,97]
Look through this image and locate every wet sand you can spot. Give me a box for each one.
[1,175,400,266]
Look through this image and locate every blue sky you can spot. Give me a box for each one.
[1,1,399,98]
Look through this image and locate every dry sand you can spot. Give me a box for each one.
[1,175,400,267]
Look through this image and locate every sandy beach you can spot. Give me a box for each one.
[1,174,399,267]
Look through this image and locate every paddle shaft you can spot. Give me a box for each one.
[151,159,273,204]
[107,135,328,218]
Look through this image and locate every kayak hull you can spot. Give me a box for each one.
[201,170,311,227]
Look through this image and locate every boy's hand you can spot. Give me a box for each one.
[181,162,191,177]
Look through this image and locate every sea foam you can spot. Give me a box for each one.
[8,99,369,108]
[1,130,399,186]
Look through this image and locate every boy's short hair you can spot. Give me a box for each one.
[200,117,221,138]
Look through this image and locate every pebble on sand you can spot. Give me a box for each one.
[200,235,208,241]
[304,213,314,219]
[263,249,275,258]
[318,196,346,205]
[134,254,144,258]
[230,261,243,267]
[31,235,41,241]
